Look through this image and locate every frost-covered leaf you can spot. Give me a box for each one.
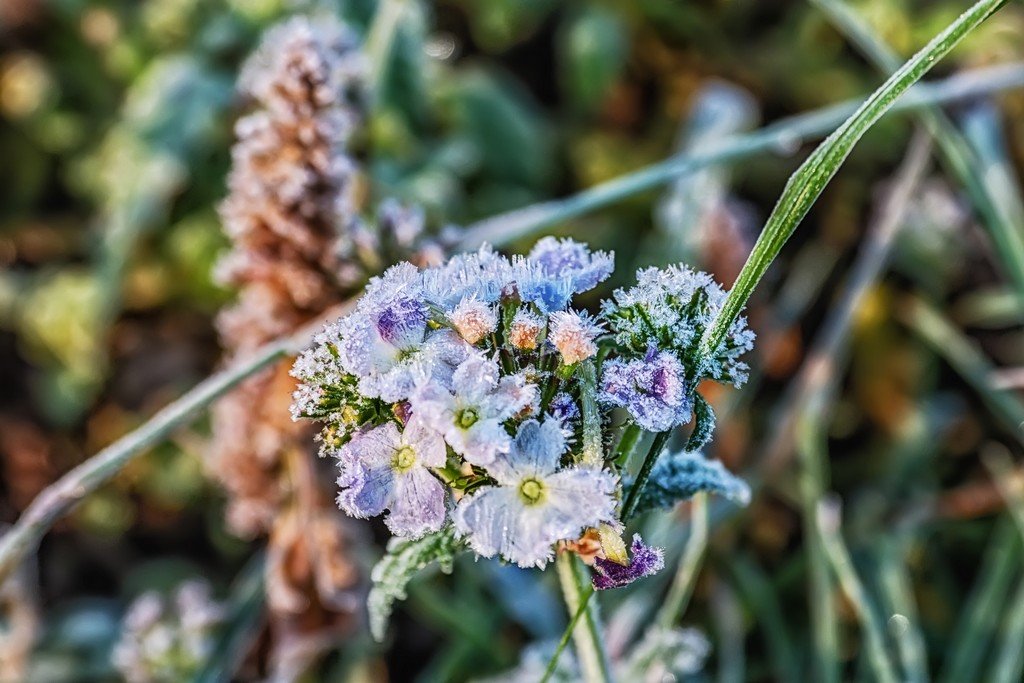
[367,527,464,641]
[683,393,716,452]
[630,449,750,516]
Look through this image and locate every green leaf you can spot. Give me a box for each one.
[697,0,1009,366]
[683,392,716,452]
[559,7,629,113]
[442,67,554,189]
[629,449,750,517]
[367,528,464,642]
[365,0,430,130]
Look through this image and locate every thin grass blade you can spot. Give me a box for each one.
[697,0,1009,364]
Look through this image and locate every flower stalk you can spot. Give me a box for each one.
[556,552,613,683]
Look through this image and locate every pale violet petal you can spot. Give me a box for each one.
[403,416,447,468]
[337,461,393,519]
[544,467,618,538]
[386,468,446,538]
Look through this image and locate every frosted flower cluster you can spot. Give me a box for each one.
[601,263,755,431]
[293,238,753,582]
[112,581,225,683]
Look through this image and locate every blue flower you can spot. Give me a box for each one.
[600,347,692,432]
[513,238,613,312]
[454,419,618,568]
[335,287,472,402]
[527,237,614,295]
[420,245,514,310]
[592,535,665,590]
[336,418,447,537]
[549,393,580,425]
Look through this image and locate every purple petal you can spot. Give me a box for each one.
[591,534,665,590]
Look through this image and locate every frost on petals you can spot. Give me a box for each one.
[600,347,692,432]
[454,420,618,568]
[411,354,535,466]
[288,236,757,608]
[508,309,544,350]
[592,535,665,590]
[336,419,447,537]
[548,310,602,366]
[450,296,498,344]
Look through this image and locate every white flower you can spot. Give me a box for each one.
[411,354,536,466]
[454,419,618,568]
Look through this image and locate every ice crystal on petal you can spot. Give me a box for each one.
[602,263,754,385]
[600,347,692,432]
[548,310,603,365]
[420,245,514,309]
[592,535,665,590]
[523,237,614,306]
[450,296,498,344]
[549,392,580,425]
[508,309,544,350]
[335,418,447,537]
[454,420,617,568]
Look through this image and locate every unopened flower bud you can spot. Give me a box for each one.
[508,310,543,350]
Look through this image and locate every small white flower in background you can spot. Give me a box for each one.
[113,581,225,683]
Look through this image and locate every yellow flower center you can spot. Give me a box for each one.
[456,408,479,429]
[393,445,417,472]
[519,478,545,505]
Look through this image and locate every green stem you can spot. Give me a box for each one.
[656,492,710,629]
[555,553,613,683]
[902,297,1024,445]
[816,500,899,683]
[542,587,594,683]
[612,423,642,467]
[458,61,1024,252]
[578,361,603,467]
[812,0,1024,299]
[797,409,839,683]
[621,431,672,521]
[698,0,1009,366]
[0,327,301,584]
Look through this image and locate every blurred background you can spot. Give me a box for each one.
[2,0,1024,681]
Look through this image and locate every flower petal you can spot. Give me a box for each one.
[386,468,446,537]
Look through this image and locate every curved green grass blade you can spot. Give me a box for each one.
[698,0,1009,364]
